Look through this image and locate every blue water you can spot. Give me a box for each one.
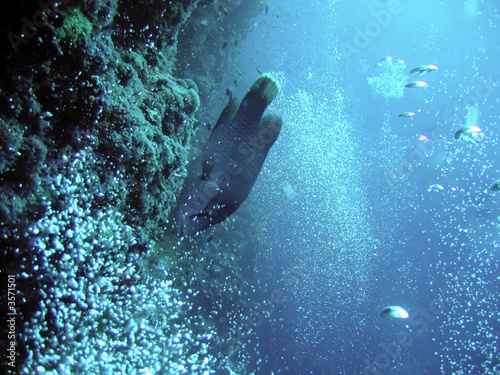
[219,0,500,373]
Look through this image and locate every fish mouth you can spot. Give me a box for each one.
[176,208,210,237]
[175,216,185,237]
[175,209,190,237]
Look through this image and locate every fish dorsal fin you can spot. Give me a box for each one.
[201,157,214,180]
[215,95,239,129]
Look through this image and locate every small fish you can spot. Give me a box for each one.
[428,184,445,192]
[375,56,392,67]
[454,125,482,140]
[380,306,409,319]
[236,69,244,76]
[491,179,500,191]
[218,5,229,15]
[206,233,214,243]
[398,112,415,118]
[256,67,264,74]
[411,64,438,75]
[405,81,428,88]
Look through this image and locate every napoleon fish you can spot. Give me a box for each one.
[175,73,282,237]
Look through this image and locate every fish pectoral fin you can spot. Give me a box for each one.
[201,157,215,180]
[260,113,282,141]
[214,95,239,129]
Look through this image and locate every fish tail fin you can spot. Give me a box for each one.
[249,73,281,106]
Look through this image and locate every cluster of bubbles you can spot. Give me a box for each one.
[248,71,382,371]
[368,58,409,99]
[374,51,500,371]
[426,130,500,373]
[15,148,234,374]
[210,1,499,372]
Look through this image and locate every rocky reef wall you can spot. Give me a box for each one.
[0,0,264,373]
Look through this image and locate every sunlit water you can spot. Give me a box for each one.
[225,0,500,373]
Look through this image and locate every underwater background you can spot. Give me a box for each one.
[1,0,499,374]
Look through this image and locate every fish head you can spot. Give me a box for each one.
[175,179,236,237]
[176,210,211,238]
[176,179,219,237]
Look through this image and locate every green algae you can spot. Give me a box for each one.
[58,7,93,43]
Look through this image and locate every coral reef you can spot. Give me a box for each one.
[0,0,202,235]
[1,0,266,373]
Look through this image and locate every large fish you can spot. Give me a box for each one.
[175,73,282,237]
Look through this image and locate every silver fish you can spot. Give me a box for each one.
[410,64,438,75]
